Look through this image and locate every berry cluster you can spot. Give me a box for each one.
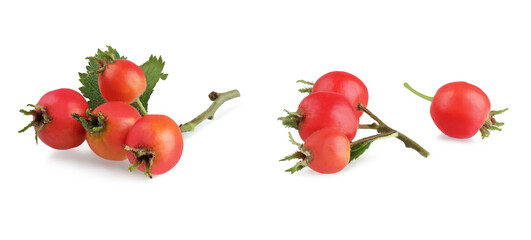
[20,47,239,178]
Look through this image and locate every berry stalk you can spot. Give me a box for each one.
[357,104,430,158]
[180,89,240,132]
[403,82,433,101]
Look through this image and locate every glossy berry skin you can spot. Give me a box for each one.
[125,115,184,176]
[430,81,491,139]
[86,102,141,160]
[33,89,88,149]
[304,128,350,174]
[298,92,358,141]
[312,71,369,116]
[98,59,146,104]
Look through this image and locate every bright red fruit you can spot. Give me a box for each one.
[431,82,490,138]
[405,81,507,139]
[295,92,358,141]
[305,129,350,174]
[74,102,141,160]
[19,88,88,150]
[312,71,369,116]
[125,115,184,178]
[98,59,146,104]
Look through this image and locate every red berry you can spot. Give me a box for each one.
[98,59,146,104]
[125,115,184,178]
[312,71,369,116]
[20,88,88,150]
[297,92,359,141]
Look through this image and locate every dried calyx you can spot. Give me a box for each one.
[124,145,156,179]
[19,104,52,144]
[279,132,312,174]
[72,109,106,134]
[480,108,509,139]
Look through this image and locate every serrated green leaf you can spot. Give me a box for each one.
[78,46,126,110]
[137,55,168,113]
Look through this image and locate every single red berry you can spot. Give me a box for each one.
[19,88,88,150]
[282,129,350,174]
[98,59,147,104]
[73,102,141,160]
[125,115,184,178]
[279,92,359,141]
[312,71,369,117]
[404,81,508,139]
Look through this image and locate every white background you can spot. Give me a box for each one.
[1,0,530,239]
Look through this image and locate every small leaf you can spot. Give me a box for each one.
[350,142,371,163]
[137,55,168,113]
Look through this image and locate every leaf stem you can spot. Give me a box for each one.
[135,98,148,116]
[403,82,433,102]
[180,89,240,132]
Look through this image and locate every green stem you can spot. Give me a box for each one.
[350,131,399,147]
[358,123,379,130]
[180,89,240,132]
[358,104,385,126]
[395,132,430,157]
[403,82,433,102]
[357,104,430,158]
[349,131,399,162]
[135,98,148,116]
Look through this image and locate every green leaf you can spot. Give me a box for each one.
[137,55,168,113]
[349,131,399,163]
[79,46,125,110]
[349,142,371,163]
